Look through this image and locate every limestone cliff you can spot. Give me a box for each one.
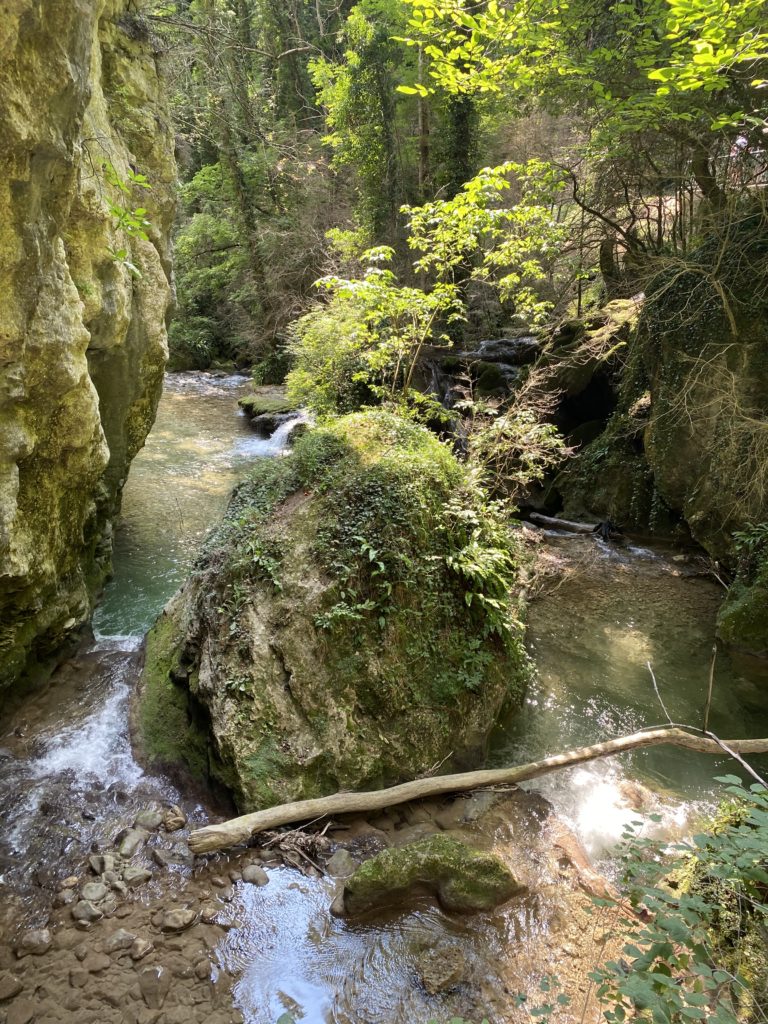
[0,1,176,691]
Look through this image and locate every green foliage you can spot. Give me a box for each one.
[733,523,768,577]
[287,246,463,416]
[404,159,569,323]
[400,0,768,135]
[590,778,768,1024]
[310,0,414,237]
[466,407,570,500]
[102,161,153,278]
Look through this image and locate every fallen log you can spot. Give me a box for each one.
[188,727,768,854]
[528,512,598,534]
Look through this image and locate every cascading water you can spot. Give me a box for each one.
[0,374,303,921]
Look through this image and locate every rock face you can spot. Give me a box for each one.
[0,1,175,691]
[137,410,528,810]
[556,227,768,655]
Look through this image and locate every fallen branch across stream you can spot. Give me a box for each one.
[188,727,768,854]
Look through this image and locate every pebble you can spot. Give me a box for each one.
[69,968,89,989]
[139,965,171,1009]
[200,905,218,924]
[241,864,269,886]
[160,908,198,932]
[123,865,152,889]
[61,875,79,889]
[210,875,228,888]
[16,928,52,956]
[103,928,136,954]
[228,870,242,883]
[118,827,149,858]
[0,972,23,1001]
[416,946,468,995]
[194,959,211,981]
[130,938,154,962]
[84,952,111,973]
[54,886,77,908]
[325,849,357,878]
[6,998,34,1024]
[81,881,108,903]
[163,805,187,832]
[72,900,103,923]
[135,809,165,830]
[151,847,173,868]
[100,896,118,917]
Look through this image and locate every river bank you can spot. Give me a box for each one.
[0,372,765,1024]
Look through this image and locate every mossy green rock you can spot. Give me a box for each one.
[0,1,175,691]
[342,835,524,915]
[238,393,297,418]
[137,409,528,809]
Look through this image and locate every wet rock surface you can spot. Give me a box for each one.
[341,834,525,915]
[0,781,629,1024]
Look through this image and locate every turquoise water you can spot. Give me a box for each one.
[94,373,286,637]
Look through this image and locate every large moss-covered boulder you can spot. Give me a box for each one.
[0,1,175,691]
[137,409,528,809]
[341,834,525,915]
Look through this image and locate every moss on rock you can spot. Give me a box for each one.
[0,1,175,692]
[342,834,525,915]
[238,394,298,418]
[138,408,529,809]
[717,555,768,656]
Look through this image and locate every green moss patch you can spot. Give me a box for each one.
[342,834,525,915]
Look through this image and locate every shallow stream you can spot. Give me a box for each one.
[1,372,766,1023]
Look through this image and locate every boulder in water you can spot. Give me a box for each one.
[136,410,528,811]
[341,834,525,915]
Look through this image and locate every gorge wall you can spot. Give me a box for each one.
[0,1,176,691]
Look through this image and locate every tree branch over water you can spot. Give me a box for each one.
[188,727,768,853]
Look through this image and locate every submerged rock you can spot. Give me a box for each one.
[137,410,528,810]
[16,929,51,957]
[341,834,525,915]
[241,864,269,886]
[416,946,468,994]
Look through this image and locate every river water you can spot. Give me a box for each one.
[1,372,766,1022]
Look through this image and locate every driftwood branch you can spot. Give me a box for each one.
[188,727,768,854]
[528,512,598,534]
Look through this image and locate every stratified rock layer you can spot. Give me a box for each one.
[0,1,175,690]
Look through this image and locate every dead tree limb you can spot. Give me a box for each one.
[188,727,768,853]
[529,512,598,534]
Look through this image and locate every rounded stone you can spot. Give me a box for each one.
[81,881,108,903]
[72,900,103,923]
[160,907,198,933]
[16,928,52,957]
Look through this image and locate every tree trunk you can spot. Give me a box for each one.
[188,727,768,853]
